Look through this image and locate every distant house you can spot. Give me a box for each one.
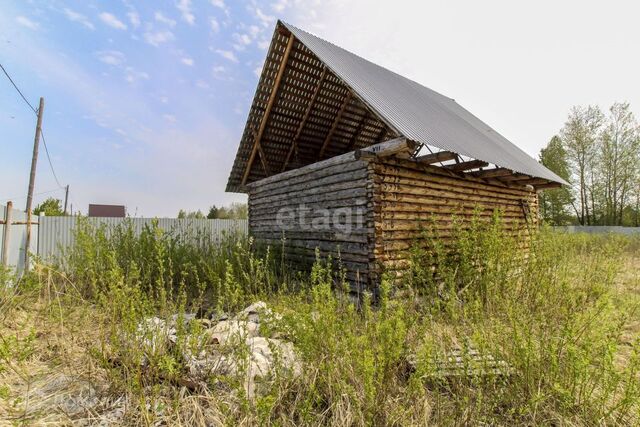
[88,204,126,218]
[226,21,566,292]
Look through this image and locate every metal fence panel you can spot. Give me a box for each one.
[37,217,248,260]
[552,226,640,235]
[1,203,39,273]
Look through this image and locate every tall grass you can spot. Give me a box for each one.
[1,218,638,425]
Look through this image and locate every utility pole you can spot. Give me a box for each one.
[24,97,44,272]
[63,184,69,215]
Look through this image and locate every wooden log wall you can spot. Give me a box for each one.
[248,151,539,293]
[247,151,377,290]
[371,157,539,276]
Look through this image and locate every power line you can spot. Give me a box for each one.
[0,62,37,114]
[1,187,65,203]
[0,62,64,189]
[40,129,63,188]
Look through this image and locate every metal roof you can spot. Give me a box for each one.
[282,22,567,185]
[226,21,567,192]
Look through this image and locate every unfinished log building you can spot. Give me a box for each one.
[227,21,566,291]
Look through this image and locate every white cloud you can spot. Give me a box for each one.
[210,17,220,32]
[257,39,270,50]
[253,65,263,76]
[163,114,177,123]
[155,11,177,27]
[16,16,39,30]
[216,49,238,62]
[96,50,125,66]
[127,11,140,28]
[181,57,194,66]
[99,12,127,30]
[196,80,210,89]
[63,8,94,30]
[254,8,275,27]
[271,0,289,13]
[143,30,175,46]
[124,67,150,83]
[210,0,229,15]
[176,0,195,25]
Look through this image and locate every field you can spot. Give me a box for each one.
[0,220,639,426]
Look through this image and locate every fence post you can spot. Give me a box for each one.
[1,202,13,267]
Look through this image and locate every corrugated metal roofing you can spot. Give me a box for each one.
[281,21,567,185]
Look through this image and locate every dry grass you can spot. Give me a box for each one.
[0,229,639,426]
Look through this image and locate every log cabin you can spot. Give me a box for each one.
[226,21,567,292]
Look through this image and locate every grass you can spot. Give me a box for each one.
[0,219,638,425]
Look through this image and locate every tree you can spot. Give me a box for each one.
[599,102,640,225]
[539,136,574,224]
[33,197,64,216]
[177,209,205,219]
[207,205,219,219]
[560,105,604,225]
[206,203,248,219]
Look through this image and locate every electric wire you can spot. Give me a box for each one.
[0,62,65,189]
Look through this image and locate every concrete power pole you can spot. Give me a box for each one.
[63,184,69,215]
[24,97,44,272]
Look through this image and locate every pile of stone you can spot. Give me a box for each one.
[135,302,301,399]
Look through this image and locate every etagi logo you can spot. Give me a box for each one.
[276,201,367,235]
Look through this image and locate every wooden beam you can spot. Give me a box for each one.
[534,182,563,190]
[445,159,488,172]
[498,173,532,182]
[469,167,513,179]
[318,91,353,159]
[354,137,417,160]
[345,111,369,152]
[415,151,457,165]
[516,178,549,186]
[281,66,327,172]
[242,34,295,186]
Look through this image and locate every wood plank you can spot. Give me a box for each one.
[281,66,328,172]
[534,182,563,190]
[318,91,353,159]
[415,151,457,164]
[469,168,513,179]
[242,34,295,186]
[354,137,417,160]
[445,159,489,172]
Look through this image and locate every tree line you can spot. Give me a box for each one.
[177,202,247,220]
[539,102,640,226]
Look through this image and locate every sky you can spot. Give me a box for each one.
[1,0,639,217]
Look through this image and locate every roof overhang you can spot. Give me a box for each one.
[226,21,567,193]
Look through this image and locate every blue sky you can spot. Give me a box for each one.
[2,1,639,216]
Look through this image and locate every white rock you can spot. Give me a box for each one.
[205,320,259,345]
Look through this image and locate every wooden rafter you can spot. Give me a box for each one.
[516,178,549,186]
[241,34,295,186]
[534,182,562,190]
[445,159,488,172]
[318,91,353,159]
[345,111,369,152]
[498,173,532,182]
[470,167,513,179]
[415,150,457,165]
[281,66,327,172]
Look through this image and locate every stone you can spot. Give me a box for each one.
[205,320,259,345]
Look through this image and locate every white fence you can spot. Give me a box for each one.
[552,226,640,235]
[1,203,39,273]
[1,203,248,273]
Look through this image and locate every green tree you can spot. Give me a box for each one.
[539,136,574,225]
[33,197,65,216]
[206,205,219,219]
[206,203,248,219]
[560,105,604,225]
[177,209,205,219]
